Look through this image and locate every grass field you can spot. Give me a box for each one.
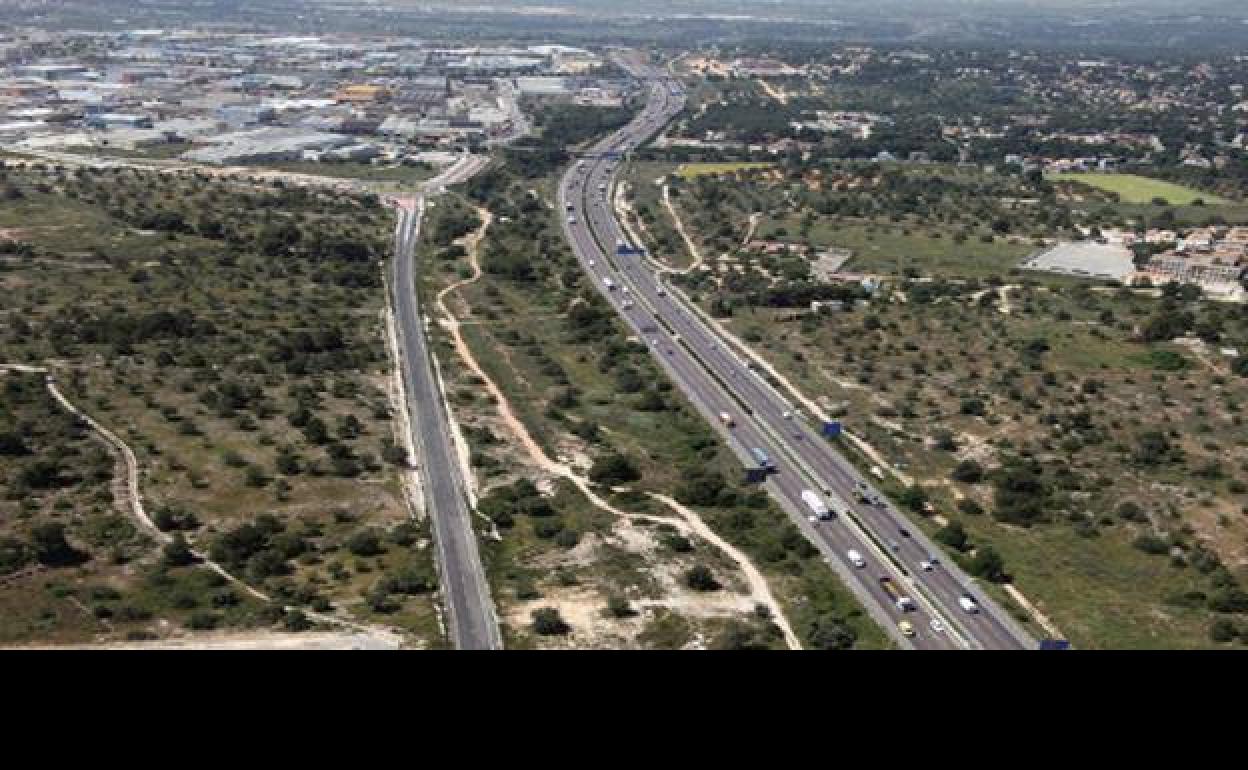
[758,218,1036,278]
[1053,173,1232,205]
[676,162,776,180]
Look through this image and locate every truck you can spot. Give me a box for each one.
[718,411,735,427]
[749,447,773,470]
[879,576,917,612]
[801,489,833,521]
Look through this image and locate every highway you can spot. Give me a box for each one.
[558,53,1037,650]
[389,153,502,650]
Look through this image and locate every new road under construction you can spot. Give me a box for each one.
[558,53,1038,650]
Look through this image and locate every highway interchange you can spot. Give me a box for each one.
[556,54,1038,650]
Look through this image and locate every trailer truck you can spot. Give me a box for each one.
[801,489,833,521]
[879,576,916,612]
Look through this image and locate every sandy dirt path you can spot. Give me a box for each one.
[755,78,790,105]
[429,223,801,649]
[660,184,705,274]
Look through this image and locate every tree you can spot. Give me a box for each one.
[283,609,312,632]
[806,617,857,650]
[968,545,1008,583]
[30,522,85,566]
[951,460,984,483]
[992,462,1050,526]
[898,484,927,512]
[932,429,957,451]
[346,529,384,557]
[960,398,986,416]
[532,607,570,636]
[163,533,196,567]
[381,439,408,466]
[935,520,969,552]
[0,536,31,574]
[1208,589,1248,614]
[684,564,720,591]
[0,432,30,456]
[588,452,640,485]
[1133,431,1177,466]
[606,595,635,618]
[1210,618,1239,643]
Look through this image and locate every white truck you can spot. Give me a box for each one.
[802,489,833,521]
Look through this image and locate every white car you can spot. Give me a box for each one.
[588,259,596,267]
[930,618,945,634]
[919,560,934,572]
[846,549,866,568]
[782,411,792,419]
[959,595,980,614]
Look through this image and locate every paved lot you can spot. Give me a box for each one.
[1021,241,1135,282]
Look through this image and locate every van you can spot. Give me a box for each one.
[847,549,866,568]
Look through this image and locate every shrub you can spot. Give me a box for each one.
[1132,534,1169,555]
[532,607,570,636]
[346,529,384,557]
[683,564,720,592]
[606,596,635,618]
[588,452,641,485]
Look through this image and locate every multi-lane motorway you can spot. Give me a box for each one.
[558,54,1037,650]
[390,154,502,650]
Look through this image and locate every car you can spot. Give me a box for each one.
[847,549,866,568]
[782,410,792,419]
[888,539,901,552]
[927,554,941,566]
[959,595,980,614]
[898,620,915,638]
[588,259,595,267]
[929,618,945,634]
[899,527,911,538]
[919,560,934,572]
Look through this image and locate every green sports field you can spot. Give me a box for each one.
[675,162,776,180]
[1052,173,1231,205]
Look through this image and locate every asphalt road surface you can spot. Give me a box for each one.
[557,53,1037,650]
[390,155,502,650]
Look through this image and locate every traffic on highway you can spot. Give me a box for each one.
[557,54,1036,650]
